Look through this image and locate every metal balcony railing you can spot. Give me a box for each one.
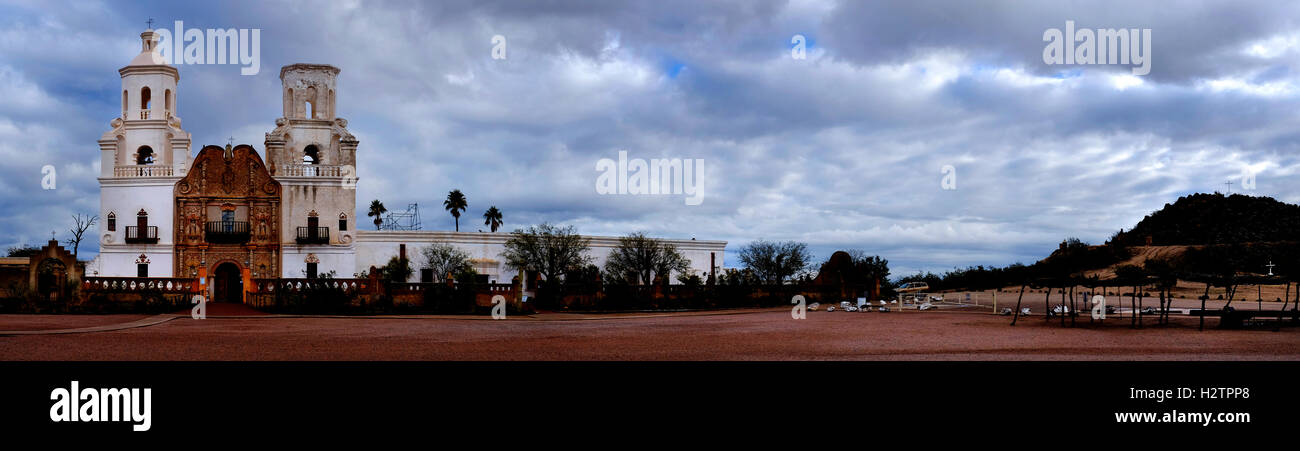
[125,226,159,244]
[295,226,330,244]
[205,221,250,244]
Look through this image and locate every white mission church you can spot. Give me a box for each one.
[86,27,725,301]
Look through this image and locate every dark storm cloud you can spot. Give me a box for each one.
[2,0,1299,276]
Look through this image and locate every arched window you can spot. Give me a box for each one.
[339,213,348,231]
[107,212,116,231]
[305,86,317,119]
[140,87,151,119]
[302,145,320,164]
[122,90,128,116]
[137,146,154,165]
[164,89,172,114]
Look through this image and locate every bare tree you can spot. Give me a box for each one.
[738,240,811,285]
[421,243,472,283]
[604,232,691,286]
[65,213,98,259]
[501,223,593,305]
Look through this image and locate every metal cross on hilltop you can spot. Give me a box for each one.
[1223,180,1234,194]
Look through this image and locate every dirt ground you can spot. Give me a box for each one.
[1,306,1297,360]
[0,314,149,331]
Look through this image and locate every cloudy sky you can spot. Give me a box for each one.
[2,0,1299,277]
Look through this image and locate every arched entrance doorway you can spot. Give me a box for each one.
[36,258,67,302]
[213,262,243,303]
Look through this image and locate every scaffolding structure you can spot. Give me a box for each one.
[380,203,422,231]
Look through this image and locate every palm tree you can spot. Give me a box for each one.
[368,200,387,230]
[444,189,468,232]
[483,206,503,232]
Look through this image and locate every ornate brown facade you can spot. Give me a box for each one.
[173,144,281,301]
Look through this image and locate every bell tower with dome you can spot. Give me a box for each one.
[88,27,192,277]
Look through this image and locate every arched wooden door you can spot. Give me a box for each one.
[213,262,243,303]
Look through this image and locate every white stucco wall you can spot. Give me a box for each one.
[281,246,357,278]
[89,247,174,278]
[276,178,357,247]
[94,179,179,277]
[354,231,725,284]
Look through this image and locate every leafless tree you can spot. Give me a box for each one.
[65,213,98,259]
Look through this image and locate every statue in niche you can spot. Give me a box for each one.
[253,207,271,240]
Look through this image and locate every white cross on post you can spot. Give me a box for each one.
[1267,260,1276,276]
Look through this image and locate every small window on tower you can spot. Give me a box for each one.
[141,87,151,109]
[339,213,348,231]
[137,146,154,165]
[107,212,116,231]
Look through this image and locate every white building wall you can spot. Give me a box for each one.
[282,246,357,278]
[354,231,725,284]
[90,248,174,278]
[94,179,178,277]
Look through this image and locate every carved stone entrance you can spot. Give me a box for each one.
[173,144,282,283]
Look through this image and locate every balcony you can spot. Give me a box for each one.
[296,226,330,245]
[205,221,250,244]
[114,165,173,177]
[125,226,159,244]
[280,164,344,177]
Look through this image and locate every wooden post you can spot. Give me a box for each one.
[1137,284,1143,329]
[1279,282,1291,332]
[1199,282,1210,331]
[1130,284,1137,328]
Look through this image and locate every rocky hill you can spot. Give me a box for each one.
[1112,193,1300,246]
